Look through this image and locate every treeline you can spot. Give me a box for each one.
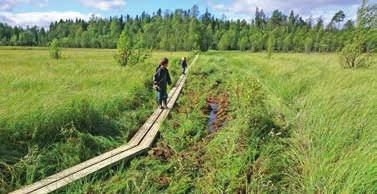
[0,5,376,52]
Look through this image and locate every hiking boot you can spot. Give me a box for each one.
[162,101,169,109]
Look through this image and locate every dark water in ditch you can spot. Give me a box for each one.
[208,102,219,132]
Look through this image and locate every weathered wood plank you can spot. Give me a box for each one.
[23,146,147,194]
[10,142,138,194]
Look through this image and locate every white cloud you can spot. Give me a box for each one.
[208,0,364,22]
[79,0,126,11]
[208,0,360,14]
[0,0,48,11]
[0,11,98,28]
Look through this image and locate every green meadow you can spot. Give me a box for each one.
[0,47,188,192]
[65,52,377,193]
[1,48,376,193]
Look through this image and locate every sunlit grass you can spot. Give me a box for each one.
[0,47,188,192]
[1,49,375,193]
[224,52,377,193]
[72,52,377,193]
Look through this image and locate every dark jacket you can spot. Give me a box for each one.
[181,59,187,68]
[154,67,172,90]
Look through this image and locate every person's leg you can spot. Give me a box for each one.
[157,91,163,109]
[162,89,168,109]
[163,98,168,108]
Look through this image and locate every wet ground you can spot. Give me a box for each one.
[206,95,228,133]
[208,102,219,133]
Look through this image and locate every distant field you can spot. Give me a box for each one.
[59,52,377,193]
[0,47,188,192]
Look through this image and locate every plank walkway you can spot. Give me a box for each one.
[10,55,199,194]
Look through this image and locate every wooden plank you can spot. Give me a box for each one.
[127,108,163,145]
[24,146,148,194]
[129,75,186,145]
[140,67,192,148]
[10,55,199,194]
[10,142,138,194]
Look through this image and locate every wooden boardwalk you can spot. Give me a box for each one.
[10,55,199,194]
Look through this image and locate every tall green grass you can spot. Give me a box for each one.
[61,53,288,193]
[0,47,188,192]
[68,52,376,193]
[3,50,375,193]
[222,52,377,193]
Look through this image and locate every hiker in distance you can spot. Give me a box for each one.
[153,57,172,109]
[181,57,187,75]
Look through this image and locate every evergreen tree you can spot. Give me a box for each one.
[267,32,274,58]
[0,2,375,53]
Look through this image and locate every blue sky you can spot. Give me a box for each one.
[0,0,375,28]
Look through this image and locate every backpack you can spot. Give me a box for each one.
[153,65,162,91]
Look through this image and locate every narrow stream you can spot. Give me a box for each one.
[208,102,219,133]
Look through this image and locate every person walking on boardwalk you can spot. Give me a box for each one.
[181,57,187,75]
[154,58,172,109]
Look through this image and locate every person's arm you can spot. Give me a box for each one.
[153,69,161,85]
[167,70,172,85]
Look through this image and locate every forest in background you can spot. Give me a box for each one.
[1,5,376,52]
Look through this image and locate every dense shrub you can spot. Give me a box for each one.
[49,39,61,59]
[116,31,132,66]
[339,0,376,69]
[339,30,375,69]
[116,31,151,67]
